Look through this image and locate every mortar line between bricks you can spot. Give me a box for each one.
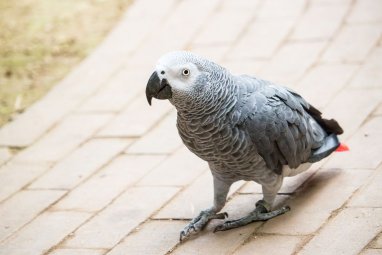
[182,0,224,51]
[106,168,212,254]
[253,0,310,69]
[0,191,68,245]
[47,247,109,255]
[231,165,327,254]
[292,0,356,86]
[0,112,117,202]
[69,0,183,116]
[45,141,140,208]
[0,150,14,168]
[292,163,380,254]
[316,11,380,112]
[0,0,176,154]
[0,141,133,245]
[319,105,382,163]
[310,62,363,110]
[356,105,382,132]
[363,232,382,252]
[220,0,266,61]
[40,152,173,253]
[0,162,55,205]
[165,178,250,254]
[231,231,311,255]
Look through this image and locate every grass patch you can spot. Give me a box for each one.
[0,0,132,126]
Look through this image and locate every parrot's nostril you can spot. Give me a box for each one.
[161,71,165,74]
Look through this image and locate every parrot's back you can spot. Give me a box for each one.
[175,73,343,181]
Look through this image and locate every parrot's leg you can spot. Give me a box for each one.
[180,176,231,241]
[213,200,290,232]
[214,178,290,232]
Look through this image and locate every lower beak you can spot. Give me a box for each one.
[145,71,172,105]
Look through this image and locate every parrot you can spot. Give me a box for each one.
[145,51,345,241]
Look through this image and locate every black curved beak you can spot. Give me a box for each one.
[145,71,172,105]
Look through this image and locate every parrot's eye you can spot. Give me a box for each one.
[182,69,190,76]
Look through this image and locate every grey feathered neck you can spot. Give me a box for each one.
[166,52,237,119]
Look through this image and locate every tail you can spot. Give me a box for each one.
[308,134,340,162]
[306,104,344,135]
[336,143,349,152]
[306,105,348,162]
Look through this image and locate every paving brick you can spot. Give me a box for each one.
[374,102,382,115]
[192,0,260,45]
[291,2,349,40]
[313,0,352,4]
[347,165,382,207]
[322,89,382,140]
[347,0,382,23]
[0,161,50,202]
[220,193,289,223]
[233,235,304,255]
[14,114,113,163]
[63,187,179,249]
[258,0,306,20]
[49,248,106,255]
[137,148,208,186]
[0,0,179,148]
[0,148,12,166]
[325,117,382,169]
[350,47,382,89]
[170,195,269,255]
[359,249,382,255]
[106,220,184,255]
[260,41,326,84]
[0,96,80,148]
[259,168,372,235]
[29,138,129,190]
[321,23,381,63]
[240,164,320,194]
[0,211,91,255]
[98,97,172,138]
[126,111,182,154]
[299,208,382,255]
[0,190,65,242]
[154,171,245,219]
[78,68,148,113]
[53,155,165,212]
[297,63,359,109]
[221,59,267,76]
[371,232,382,248]
[189,45,229,62]
[126,0,221,68]
[228,19,294,59]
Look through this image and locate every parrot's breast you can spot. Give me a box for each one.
[176,114,269,182]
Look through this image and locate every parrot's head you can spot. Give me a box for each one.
[145,51,226,107]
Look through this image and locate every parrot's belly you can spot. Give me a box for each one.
[178,122,272,182]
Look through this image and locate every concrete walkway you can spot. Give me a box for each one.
[0,0,382,254]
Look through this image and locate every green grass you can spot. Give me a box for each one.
[0,0,132,126]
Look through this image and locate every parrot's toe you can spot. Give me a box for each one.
[179,210,228,242]
[214,201,290,233]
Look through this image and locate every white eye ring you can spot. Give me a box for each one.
[182,69,190,76]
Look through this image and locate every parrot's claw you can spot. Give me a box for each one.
[180,210,228,242]
[214,201,290,233]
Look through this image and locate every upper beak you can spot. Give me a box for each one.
[145,71,172,105]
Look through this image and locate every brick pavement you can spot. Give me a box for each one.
[0,0,381,254]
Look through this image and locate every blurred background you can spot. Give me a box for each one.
[0,0,131,126]
[0,0,381,254]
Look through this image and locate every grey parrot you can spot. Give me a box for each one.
[145,51,344,241]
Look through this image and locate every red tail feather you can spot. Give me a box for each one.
[336,143,349,152]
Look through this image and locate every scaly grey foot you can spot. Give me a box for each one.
[180,209,228,241]
[213,200,290,232]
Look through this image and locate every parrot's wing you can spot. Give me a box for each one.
[236,76,341,175]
